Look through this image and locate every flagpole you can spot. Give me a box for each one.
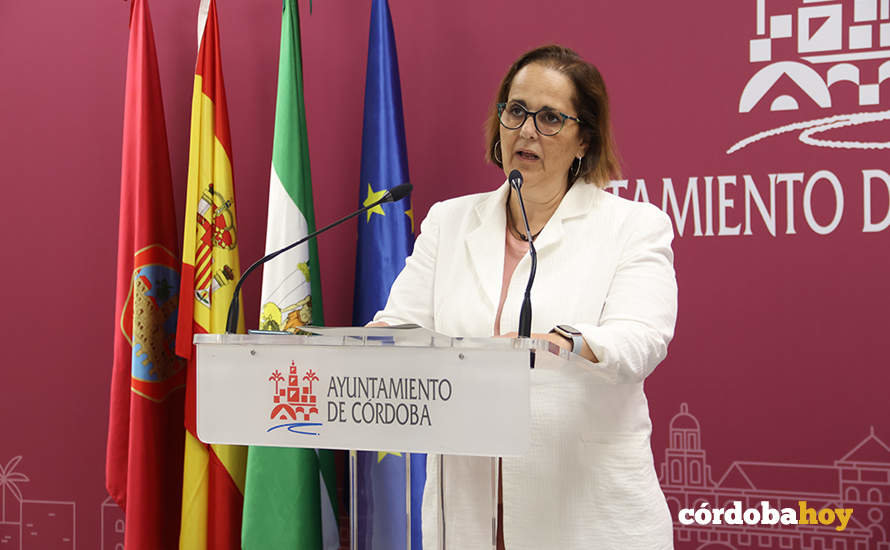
[350,449,358,550]
[406,453,412,550]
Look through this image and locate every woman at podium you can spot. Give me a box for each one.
[373,44,677,549]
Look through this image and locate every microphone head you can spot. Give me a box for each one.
[508,169,523,190]
[384,183,413,203]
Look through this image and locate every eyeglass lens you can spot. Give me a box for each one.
[499,101,566,136]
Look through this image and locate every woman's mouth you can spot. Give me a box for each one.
[516,150,540,161]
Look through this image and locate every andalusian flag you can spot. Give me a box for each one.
[106,0,185,547]
[241,0,338,548]
[175,0,246,548]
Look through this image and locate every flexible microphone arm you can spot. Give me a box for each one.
[508,170,536,339]
[224,183,413,334]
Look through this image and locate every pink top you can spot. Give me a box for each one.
[493,226,529,335]
[494,226,529,550]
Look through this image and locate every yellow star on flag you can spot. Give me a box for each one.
[405,208,414,233]
[363,183,387,222]
[378,451,402,463]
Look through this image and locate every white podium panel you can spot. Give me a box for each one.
[195,333,530,456]
[194,330,598,550]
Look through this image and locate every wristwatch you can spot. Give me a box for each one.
[551,325,583,354]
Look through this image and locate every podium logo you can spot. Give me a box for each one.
[729,0,890,153]
[266,361,322,436]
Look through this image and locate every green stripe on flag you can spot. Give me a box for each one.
[242,1,338,548]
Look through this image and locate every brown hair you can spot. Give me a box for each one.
[485,44,621,187]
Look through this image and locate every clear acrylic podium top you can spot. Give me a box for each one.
[194,324,596,371]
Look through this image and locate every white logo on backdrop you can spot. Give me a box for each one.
[729,0,890,153]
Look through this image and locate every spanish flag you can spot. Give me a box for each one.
[175,0,246,548]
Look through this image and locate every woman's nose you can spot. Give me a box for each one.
[519,114,537,139]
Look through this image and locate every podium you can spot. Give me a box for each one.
[194,328,597,549]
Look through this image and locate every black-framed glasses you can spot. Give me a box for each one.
[497,101,582,136]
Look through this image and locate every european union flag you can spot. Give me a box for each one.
[352,0,424,548]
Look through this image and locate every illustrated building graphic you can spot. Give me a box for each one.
[99,496,124,550]
[0,457,75,550]
[659,404,890,550]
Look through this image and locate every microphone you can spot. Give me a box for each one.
[224,183,413,334]
[382,183,412,203]
[508,170,536,343]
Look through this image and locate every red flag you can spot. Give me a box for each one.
[106,0,186,547]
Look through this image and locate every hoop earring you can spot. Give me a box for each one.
[494,140,502,164]
[571,157,582,178]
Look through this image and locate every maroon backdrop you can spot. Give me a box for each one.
[1,0,888,548]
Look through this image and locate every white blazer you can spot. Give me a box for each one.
[374,181,677,549]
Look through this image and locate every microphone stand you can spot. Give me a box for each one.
[224,184,412,334]
[508,170,537,368]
